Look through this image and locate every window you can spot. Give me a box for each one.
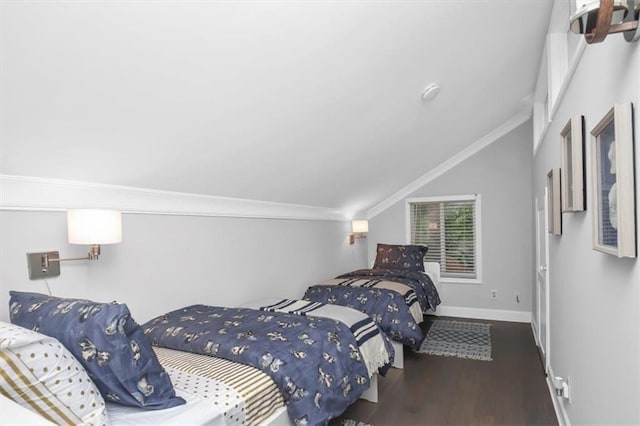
[407,195,481,283]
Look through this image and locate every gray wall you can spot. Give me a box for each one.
[0,210,367,323]
[533,38,640,424]
[368,121,534,313]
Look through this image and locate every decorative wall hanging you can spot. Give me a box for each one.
[590,103,636,257]
[561,116,586,212]
[547,168,562,236]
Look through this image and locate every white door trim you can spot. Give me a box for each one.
[534,193,551,374]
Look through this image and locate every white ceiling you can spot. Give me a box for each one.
[1,0,553,214]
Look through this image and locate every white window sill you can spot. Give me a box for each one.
[440,277,483,285]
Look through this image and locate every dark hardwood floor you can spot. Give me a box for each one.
[330,316,557,426]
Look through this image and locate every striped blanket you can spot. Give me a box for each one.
[320,277,423,323]
[243,298,394,377]
[303,285,423,349]
[336,269,441,312]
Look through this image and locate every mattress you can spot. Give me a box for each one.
[107,347,285,426]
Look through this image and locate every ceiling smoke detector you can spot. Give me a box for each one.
[422,83,440,101]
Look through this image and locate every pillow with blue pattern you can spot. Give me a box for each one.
[9,291,185,410]
[373,243,428,272]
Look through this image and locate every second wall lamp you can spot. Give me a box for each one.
[349,220,369,245]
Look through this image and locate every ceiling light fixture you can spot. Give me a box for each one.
[421,83,440,101]
[569,0,639,43]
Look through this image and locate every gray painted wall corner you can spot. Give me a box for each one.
[368,121,534,314]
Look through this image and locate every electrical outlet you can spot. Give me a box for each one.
[490,289,497,299]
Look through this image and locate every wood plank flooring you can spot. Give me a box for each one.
[330,316,557,426]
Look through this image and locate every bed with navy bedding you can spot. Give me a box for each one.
[302,244,442,350]
[142,304,373,425]
[242,297,394,377]
[6,292,287,426]
[334,268,440,313]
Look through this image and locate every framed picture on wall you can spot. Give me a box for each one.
[547,168,562,235]
[560,115,585,212]
[590,103,636,258]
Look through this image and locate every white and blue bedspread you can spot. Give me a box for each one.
[143,305,371,425]
[337,269,441,312]
[303,269,441,349]
[303,285,423,349]
[243,298,394,377]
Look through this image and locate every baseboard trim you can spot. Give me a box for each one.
[546,366,571,426]
[436,305,531,323]
[530,321,540,346]
[0,174,346,221]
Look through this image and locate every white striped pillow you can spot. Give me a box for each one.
[0,321,108,425]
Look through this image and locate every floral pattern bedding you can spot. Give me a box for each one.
[303,285,423,349]
[252,298,394,377]
[337,268,441,312]
[142,305,370,425]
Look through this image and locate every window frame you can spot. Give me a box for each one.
[405,194,482,284]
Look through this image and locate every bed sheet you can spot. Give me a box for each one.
[107,347,284,426]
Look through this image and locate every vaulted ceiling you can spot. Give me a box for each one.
[1,0,553,214]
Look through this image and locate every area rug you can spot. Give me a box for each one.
[342,420,372,426]
[418,320,492,361]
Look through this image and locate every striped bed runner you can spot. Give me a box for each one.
[260,299,380,348]
[261,299,324,316]
[322,278,423,323]
[257,298,391,377]
[335,278,419,308]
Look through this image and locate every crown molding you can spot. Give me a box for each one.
[0,175,346,221]
[367,109,532,219]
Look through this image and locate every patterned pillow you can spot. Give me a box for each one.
[372,243,428,272]
[0,321,109,425]
[9,291,185,410]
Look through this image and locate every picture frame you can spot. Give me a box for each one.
[547,168,562,236]
[560,115,585,212]
[590,103,636,258]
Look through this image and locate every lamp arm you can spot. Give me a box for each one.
[57,255,92,262]
[43,245,102,266]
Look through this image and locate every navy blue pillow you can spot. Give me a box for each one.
[373,243,428,272]
[9,291,185,410]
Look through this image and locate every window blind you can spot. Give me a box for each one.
[410,198,477,279]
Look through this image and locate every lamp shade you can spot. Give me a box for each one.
[351,220,369,233]
[67,209,122,244]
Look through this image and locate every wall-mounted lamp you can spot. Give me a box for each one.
[349,220,369,245]
[570,0,640,43]
[27,209,122,280]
